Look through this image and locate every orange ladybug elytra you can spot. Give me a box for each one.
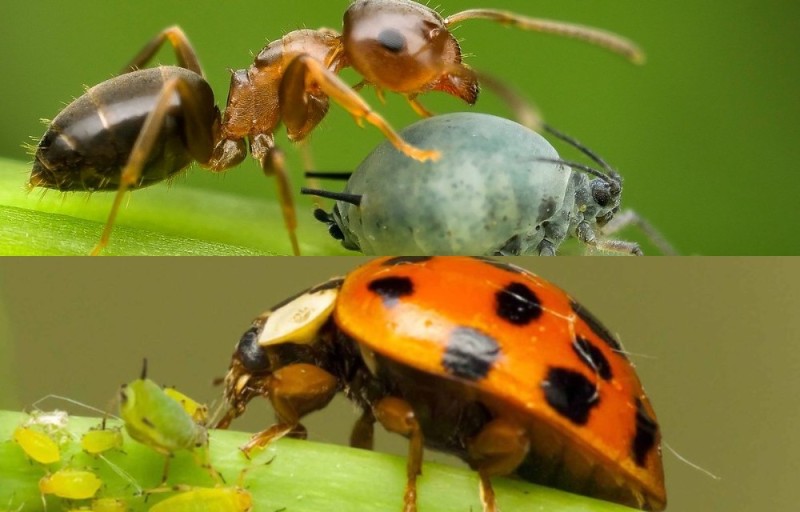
[218,256,666,511]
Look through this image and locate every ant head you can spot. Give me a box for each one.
[342,0,478,102]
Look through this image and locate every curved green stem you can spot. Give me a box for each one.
[0,410,635,512]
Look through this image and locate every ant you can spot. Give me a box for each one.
[30,1,643,255]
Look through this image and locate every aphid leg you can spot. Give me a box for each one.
[90,76,214,255]
[373,397,424,512]
[240,363,338,456]
[121,25,204,75]
[349,409,376,450]
[466,419,530,512]
[444,10,645,64]
[280,55,440,162]
[250,135,301,256]
[576,221,643,256]
[600,209,678,255]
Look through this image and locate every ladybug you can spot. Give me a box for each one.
[218,257,666,511]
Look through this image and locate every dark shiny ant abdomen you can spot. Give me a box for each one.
[31,67,216,192]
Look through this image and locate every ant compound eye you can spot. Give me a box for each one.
[377,28,406,54]
[236,326,268,373]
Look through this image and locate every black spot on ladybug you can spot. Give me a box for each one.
[236,326,269,373]
[570,299,625,357]
[632,398,659,467]
[542,367,599,425]
[382,256,433,266]
[496,282,542,326]
[572,336,612,381]
[368,276,414,307]
[442,327,500,381]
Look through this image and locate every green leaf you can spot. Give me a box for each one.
[0,157,349,255]
[0,410,636,512]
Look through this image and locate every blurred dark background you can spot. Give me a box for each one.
[1,0,798,254]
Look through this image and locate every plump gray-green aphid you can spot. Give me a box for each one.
[311,112,630,255]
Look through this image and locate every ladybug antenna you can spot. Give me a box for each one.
[305,171,353,181]
[301,188,362,207]
[140,358,148,380]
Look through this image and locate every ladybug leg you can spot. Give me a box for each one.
[466,418,530,512]
[240,363,338,456]
[349,409,376,450]
[372,397,424,512]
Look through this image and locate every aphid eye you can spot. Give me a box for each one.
[377,29,406,53]
[591,181,612,207]
[236,326,269,372]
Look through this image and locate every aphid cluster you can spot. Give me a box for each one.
[28,0,654,255]
[4,363,254,511]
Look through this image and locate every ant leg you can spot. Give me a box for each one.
[121,25,204,75]
[406,96,435,118]
[280,55,440,162]
[466,418,529,512]
[601,209,678,255]
[297,139,325,209]
[444,10,645,64]
[576,220,643,256]
[372,397,424,512]
[250,135,301,256]
[91,76,207,255]
[240,363,338,457]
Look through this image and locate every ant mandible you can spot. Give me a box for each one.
[30,1,643,255]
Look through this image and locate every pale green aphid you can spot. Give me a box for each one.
[118,360,217,484]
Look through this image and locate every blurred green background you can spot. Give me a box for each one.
[1,257,799,511]
[2,0,798,254]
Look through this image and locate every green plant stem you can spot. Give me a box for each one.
[0,410,636,512]
[0,157,348,255]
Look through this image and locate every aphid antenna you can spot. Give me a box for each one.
[31,394,121,422]
[300,188,363,207]
[304,171,353,181]
[541,123,619,181]
[533,158,615,186]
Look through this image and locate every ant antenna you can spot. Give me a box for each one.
[140,358,149,380]
[301,188,363,207]
[305,171,353,181]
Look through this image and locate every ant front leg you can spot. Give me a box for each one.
[91,75,215,256]
[121,25,204,75]
[280,55,440,162]
[250,134,301,256]
[240,363,338,457]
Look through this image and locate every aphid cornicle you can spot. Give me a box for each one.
[305,113,671,256]
[218,257,666,511]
